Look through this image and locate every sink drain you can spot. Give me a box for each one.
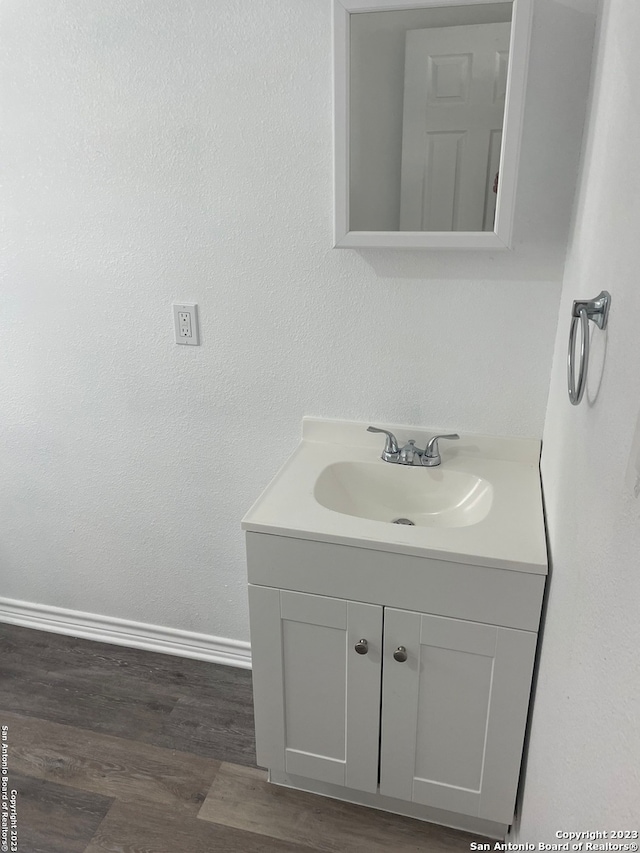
[392,517,415,525]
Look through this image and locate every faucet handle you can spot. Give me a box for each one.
[422,433,460,466]
[367,426,400,462]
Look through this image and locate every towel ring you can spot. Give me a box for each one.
[567,291,611,406]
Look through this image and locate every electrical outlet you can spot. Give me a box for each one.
[173,303,199,346]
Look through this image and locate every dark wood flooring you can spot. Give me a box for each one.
[0,621,477,852]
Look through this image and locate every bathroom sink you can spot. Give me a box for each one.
[314,461,492,528]
[241,417,548,573]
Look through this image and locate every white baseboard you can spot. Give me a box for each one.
[0,597,252,669]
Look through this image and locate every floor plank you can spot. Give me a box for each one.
[7,771,113,853]
[0,623,255,763]
[0,622,252,701]
[0,666,174,740]
[0,638,176,740]
[151,692,256,766]
[198,762,478,853]
[2,711,220,817]
[84,798,318,853]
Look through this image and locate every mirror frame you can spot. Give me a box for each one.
[333,0,533,249]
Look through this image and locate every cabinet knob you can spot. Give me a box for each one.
[354,639,369,655]
[393,646,408,663]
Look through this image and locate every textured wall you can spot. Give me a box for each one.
[516,0,640,835]
[0,0,593,642]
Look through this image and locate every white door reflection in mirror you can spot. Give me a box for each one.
[399,23,510,231]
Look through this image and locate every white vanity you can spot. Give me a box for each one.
[242,418,547,839]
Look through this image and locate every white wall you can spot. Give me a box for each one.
[0,0,593,644]
[515,0,640,835]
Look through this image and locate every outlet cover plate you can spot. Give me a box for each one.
[173,303,199,346]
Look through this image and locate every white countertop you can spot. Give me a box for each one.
[242,418,548,574]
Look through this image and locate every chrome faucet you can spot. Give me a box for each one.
[367,426,459,467]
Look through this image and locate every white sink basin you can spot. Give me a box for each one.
[314,461,493,528]
[242,418,547,573]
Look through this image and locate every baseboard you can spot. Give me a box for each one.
[0,596,252,669]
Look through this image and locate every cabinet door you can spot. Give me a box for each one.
[380,608,537,824]
[248,585,382,793]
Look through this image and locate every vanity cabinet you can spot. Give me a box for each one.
[249,579,538,831]
[242,420,547,838]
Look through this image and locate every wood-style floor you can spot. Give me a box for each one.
[0,622,478,852]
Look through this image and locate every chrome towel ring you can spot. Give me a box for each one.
[567,291,611,405]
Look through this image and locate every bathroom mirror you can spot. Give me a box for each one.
[333,0,533,249]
